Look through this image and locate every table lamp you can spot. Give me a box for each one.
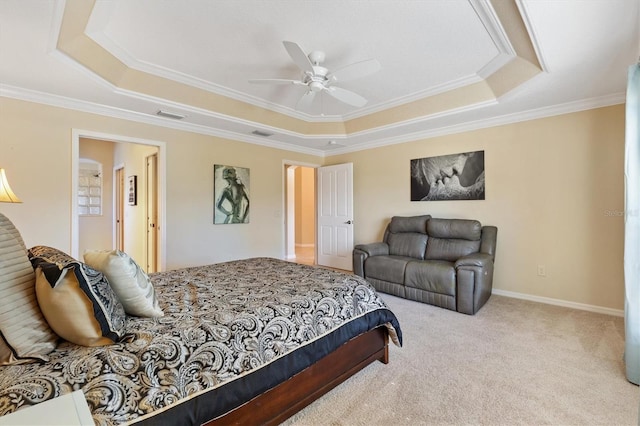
[0,168,22,203]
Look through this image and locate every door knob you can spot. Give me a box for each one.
[345,220,353,224]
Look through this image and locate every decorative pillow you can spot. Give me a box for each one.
[83,250,163,318]
[28,245,77,265]
[30,256,126,347]
[0,215,58,365]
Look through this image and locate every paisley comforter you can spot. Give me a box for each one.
[0,257,402,425]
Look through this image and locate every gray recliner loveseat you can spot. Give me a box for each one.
[353,215,497,315]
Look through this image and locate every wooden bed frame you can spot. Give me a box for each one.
[207,326,390,425]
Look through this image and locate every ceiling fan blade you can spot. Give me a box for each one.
[295,90,317,110]
[325,86,368,107]
[249,78,303,85]
[283,41,314,74]
[328,59,381,83]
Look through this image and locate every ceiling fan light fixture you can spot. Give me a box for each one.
[249,41,379,112]
[309,81,324,92]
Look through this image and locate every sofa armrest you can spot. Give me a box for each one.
[480,226,498,259]
[455,253,494,315]
[353,243,389,278]
[355,242,389,257]
[455,252,493,269]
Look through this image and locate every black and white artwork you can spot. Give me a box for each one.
[214,164,250,224]
[128,175,137,206]
[410,151,485,201]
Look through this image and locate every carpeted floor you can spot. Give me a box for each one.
[282,294,640,425]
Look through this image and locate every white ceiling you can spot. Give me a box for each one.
[0,0,638,156]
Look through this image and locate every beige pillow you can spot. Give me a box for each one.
[32,258,126,347]
[84,250,163,318]
[0,215,58,365]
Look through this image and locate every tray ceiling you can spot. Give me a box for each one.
[0,0,638,155]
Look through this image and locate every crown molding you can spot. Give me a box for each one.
[325,92,626,156]
[1,82,624,160]
[0,84,325,156]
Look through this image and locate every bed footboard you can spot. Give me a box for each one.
[206,326,390,425]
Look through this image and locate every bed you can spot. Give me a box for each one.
[0,225,402,426]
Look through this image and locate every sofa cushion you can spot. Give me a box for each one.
[388,215,430,234]
[427,218,481,240]
[364,255,412,283]
[425,219,482,261]
[387,233,428,259]
[405,260,456,296]
[425,238,481,262]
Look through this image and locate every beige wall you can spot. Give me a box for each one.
[0,95,626,311]
[0,97,321,271]
[328,105,625,311]
[78,138,114,256]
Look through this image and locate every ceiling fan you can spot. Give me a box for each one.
[249,41,380,111]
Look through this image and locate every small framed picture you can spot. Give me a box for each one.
[128,175,137,206]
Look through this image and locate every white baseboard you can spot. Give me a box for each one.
[492,289,624,317]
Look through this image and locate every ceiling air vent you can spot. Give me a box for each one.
[251,130,273,137]
[156,110,186,120]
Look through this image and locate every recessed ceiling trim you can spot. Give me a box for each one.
[327,92,626,156]
[87,28,332,122]
[345,98,498,138]
[109,77,503,142]
[80,0,522,125]
[341,73,485,121]
[1,83,624,160]
[476,53,514,80]
[0,83,324,156]
[470,0,516,56]
[515,0,550,72]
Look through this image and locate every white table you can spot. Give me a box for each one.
[0,391,93,425]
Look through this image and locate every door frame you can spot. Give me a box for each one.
[282,159,320,261]
[71,129,166,270]
[145,153,158,273]
[114,164,125,251]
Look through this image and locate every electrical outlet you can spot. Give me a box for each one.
[537,265,546,277]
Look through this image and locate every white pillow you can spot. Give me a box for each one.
[83,250,163,318]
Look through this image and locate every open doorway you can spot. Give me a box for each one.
[72,130,166,271]
[285,163,317,265]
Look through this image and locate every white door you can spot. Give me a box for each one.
[317,163,354,270]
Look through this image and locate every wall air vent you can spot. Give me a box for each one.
[251,130,273,137]
[156,110,186,120]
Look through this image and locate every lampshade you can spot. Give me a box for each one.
[0,168,22,203]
